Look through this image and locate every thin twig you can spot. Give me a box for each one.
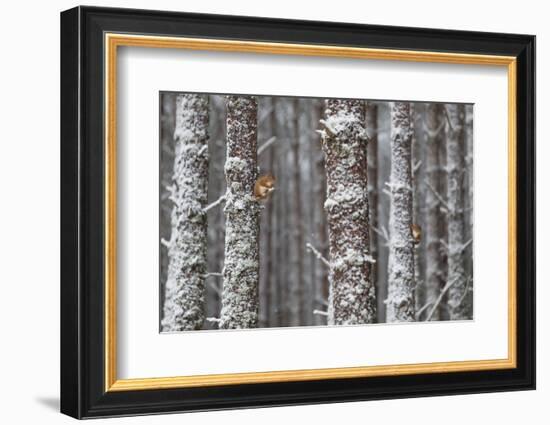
[415,301,433,321]
[203,194,226,213]
[316,297,329,308]
[425,277,460,322]
[257,136,277,155]
[370,225,389,245]
[425,181,451,212]
[306,242,330,268]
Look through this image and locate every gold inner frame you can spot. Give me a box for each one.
[104,33,517,392]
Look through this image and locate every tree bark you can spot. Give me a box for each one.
[424,103,445,321]
[446,104,471,320]
[386,102,415,323]
[321,99,376,325]
[366,102,380,322]
[219,95,261,329]
[162,94,209,331]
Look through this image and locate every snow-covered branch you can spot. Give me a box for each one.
[203,194,226,213]
[306,242,330,268]
[257,136,277,155]
[313,309,329,317]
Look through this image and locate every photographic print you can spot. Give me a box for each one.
[159,93,473,332]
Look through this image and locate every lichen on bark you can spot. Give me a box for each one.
[321,99,376,326]
[386,102,415,322]
[161,94,209,332]
[219,96,261,329]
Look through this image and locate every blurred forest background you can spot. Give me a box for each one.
[159,93,473,331]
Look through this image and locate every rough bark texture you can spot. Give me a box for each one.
[446,104,471,320]
[386,102,415,322]
[424,104,445,320]
[219,96,260,329]
[366,102,380,321]
[321,99,376,325]
[162,94,209,332]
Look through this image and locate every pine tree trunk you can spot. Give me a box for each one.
[446,104,471,320]
[289,99,304,326]
[366,102,379,321]
[321,99,376,325]
[162,94,209,331]
[424,104,445,321]
[311,99,329,324]
[219,96,260,329]
[386,102,415,323]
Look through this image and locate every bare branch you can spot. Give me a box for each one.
[370,225,389,245]
[425,181,451,212]
[461,238,473,252]
[413,160,422,175]
[415,301,433,320]
[425,277,460,321]
[257,136,277,155]
[306,242,330,268]
[316,297,329,307]
[203,194,226,213]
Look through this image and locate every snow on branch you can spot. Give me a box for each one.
[257,136,277,155]
[319,119,337,138]
[306,242,330,268]
[160,237,171,249]
[313,309,329,317]
[203,194,226,213]
[203,272,223,278]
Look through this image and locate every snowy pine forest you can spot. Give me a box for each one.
[159,93,473,332]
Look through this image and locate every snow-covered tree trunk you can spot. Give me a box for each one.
[386,102,415,322]
[446,104,471,320]
[321,99,376,325]
[366,101,379,320]
[424,104,445,321]
[162,94,209,331]
[219,96,261,329]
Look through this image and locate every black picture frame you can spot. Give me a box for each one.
[61,5,535,419]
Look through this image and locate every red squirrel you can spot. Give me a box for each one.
[254,174,276,201]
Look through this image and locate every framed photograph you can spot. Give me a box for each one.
[60,6,535,419]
